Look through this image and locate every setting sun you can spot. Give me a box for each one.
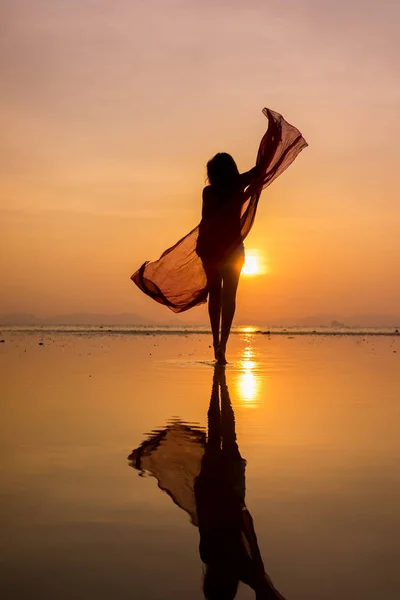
[241,250,265,276]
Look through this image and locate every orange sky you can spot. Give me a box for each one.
[1,0,399,324]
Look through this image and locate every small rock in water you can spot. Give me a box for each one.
[0,339,5,343]
[38,342,44,346]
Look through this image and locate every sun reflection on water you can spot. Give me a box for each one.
[236,339,260,405]
[238,326,257,334]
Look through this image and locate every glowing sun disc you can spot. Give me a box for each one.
[242,251,263,276]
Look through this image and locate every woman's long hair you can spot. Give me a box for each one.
[206,153,240,191]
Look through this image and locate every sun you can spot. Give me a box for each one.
[241,250,264,276]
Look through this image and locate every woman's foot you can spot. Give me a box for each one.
[215,344,227,365]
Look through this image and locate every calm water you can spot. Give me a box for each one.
[1,332,399,599]
[2,324,399,335]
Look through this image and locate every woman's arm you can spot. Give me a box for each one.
[201,185,214,219]
[240,121,281,192]
[240,166,261,189]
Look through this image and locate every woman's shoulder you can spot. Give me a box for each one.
[202,186,217,207]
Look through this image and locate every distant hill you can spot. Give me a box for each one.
[0,313,40,325]
[294,314,399,328]
[0,312,154,325]
[1,312,399,327]
[271,314,400,328]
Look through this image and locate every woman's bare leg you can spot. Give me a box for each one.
[207,275,222,358]
[218,264,241,363]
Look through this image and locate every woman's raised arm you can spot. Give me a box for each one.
[240,166,261,189]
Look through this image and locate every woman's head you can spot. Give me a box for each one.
[206,153,240,190]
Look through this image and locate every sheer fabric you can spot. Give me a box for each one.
[131,108,307,312]
[129,420,206,527]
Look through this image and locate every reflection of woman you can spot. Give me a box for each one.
[131,109,307,364]
[129,366,286,600]
[195,367,286,600]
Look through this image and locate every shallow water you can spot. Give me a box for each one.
[1,332,399,599]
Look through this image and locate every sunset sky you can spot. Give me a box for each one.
[1,0,399,324]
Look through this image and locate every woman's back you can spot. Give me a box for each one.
[196,175,249,263]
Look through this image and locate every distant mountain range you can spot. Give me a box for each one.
[0,312,153,326]
[0,312,399,327]
[273,314,400,328]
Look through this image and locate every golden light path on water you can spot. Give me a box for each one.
[236,329,261,406]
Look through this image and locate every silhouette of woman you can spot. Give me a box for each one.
[196,155,263,364]
[131,108,307,363]
[129,367,286,600]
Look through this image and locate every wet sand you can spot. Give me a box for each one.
[1,332,399,599]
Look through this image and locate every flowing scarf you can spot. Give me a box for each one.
[131,108,307,313]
